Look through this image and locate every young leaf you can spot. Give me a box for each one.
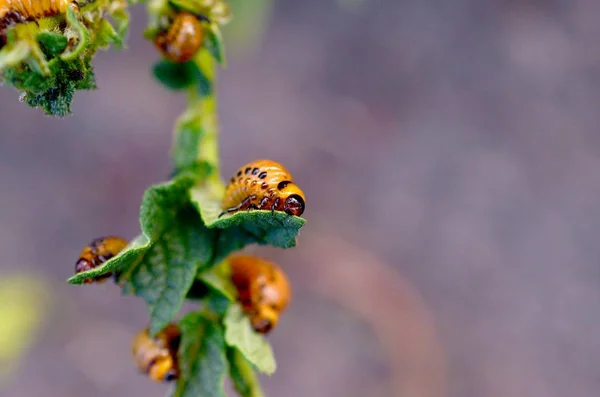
[204,24,226,66]
[37,32,68,59]
[95,19,124,49]
[227,347,266,397]
[153,60,202,91]
[108,0,131,47]
[197,258,236,301]
[171,312,227,397]
[117,177,217,336]
[169,0,205,14]
[60,6,90,61]
[223,304,276,375]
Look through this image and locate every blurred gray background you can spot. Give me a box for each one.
[1,0,599,396]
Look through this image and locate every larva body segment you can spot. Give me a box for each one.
[131,324,181,383]
[229,254,291,334]
[221,159,306,217]
[0,0,72,22]
[74,236,127,284]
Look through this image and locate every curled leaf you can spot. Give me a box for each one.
[224,304,276,375]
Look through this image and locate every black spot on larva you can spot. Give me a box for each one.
[245,167,251,175]
[252,168,259,175]
[258,172,267,179]
[277,180,292,190]
[261,182,269,189]
[237,170,242,177]
[230,177,235,183]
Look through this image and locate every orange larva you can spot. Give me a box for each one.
[132,324,181,383]
[74,236,128,284]
[220,159,306,217]
[154,11,207,63]
[229,254,291,334]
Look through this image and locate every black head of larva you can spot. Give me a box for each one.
[164,369,178,382]
[252,318,274,334]
[284,194,305,216]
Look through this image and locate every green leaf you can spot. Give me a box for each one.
[204,24,226,66]
[171,312,227,397]
[153,60,212,94]
[169,0,204,14]
[188,259,234,316]
[94,19,123,49]
[116,178,216,336]
[197,258,236,301]
[37,32,68,59]
[223,304,276,375]
[109,2,131,47]
[60,6,90,61]
[227,347,266,397]
[0,40,31,70]
[153,60,198,90]
[190,184,305,263]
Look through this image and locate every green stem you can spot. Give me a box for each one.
[172,50,224,191]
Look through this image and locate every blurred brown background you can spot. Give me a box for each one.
[1,0,599,396]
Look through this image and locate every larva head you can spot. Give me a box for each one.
[74,258,111,284]
[147,354,178,382]
[132,325,181,383]
[250,309,280,334]
[74,258,92,274]
[276,181,306,216]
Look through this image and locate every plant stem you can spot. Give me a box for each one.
[172,49,224,191]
